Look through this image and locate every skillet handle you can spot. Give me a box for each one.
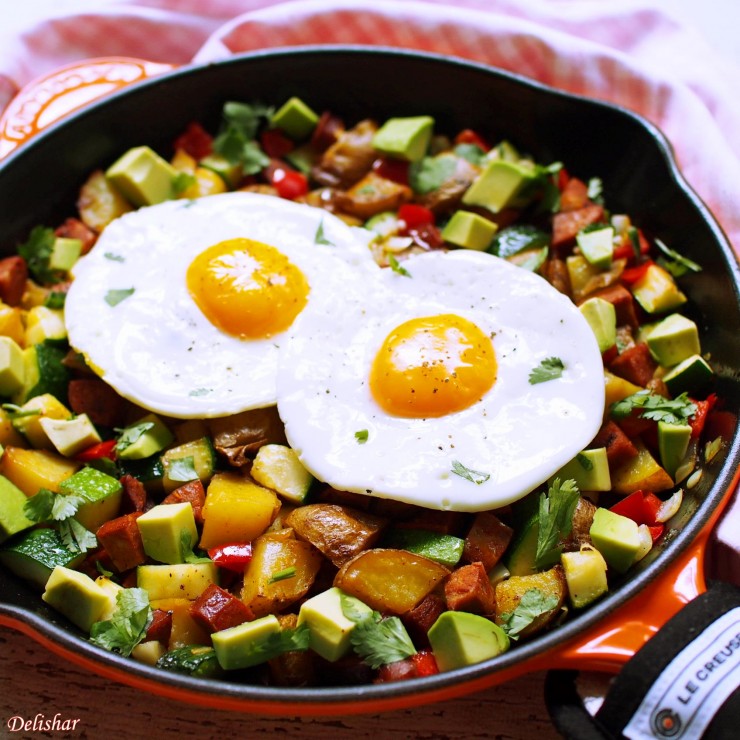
[0,57,172,160]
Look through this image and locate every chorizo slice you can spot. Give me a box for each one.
[190,583,254,633]
[609,342,657,387]
[444,561,496,615]
[552,204,605,248]
[95,512,146,572]
[161,479,206,525]
[462,512,513,571]
[0,256,28,306]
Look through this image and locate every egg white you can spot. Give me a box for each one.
[64,192,377,418]
[276,249,605,512]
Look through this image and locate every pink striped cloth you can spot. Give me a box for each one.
[1,0,738,577]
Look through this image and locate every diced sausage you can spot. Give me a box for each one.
[146,608,173,645]
[462,512,513,571]
[161,479,206,525]
[55,217,98,255]
[402,593,446,647]
[559,177,590,212]
[591,419,639,468]
[589,284,639,329]
[552,204,605,248]
[189,583,254,633]
[0,256,28,306]
[609,342,656,387]
[444,561,496,615]
[95,512,146,572]
[119,474,147,513]
[311,111,345,151]
[542,256,572,297]
[67,378,129,428]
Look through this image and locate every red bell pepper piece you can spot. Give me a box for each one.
[454,128,490,152]
[648,524,665,543]
[76,438,117,462]
[260,128,295,159]
[411,650,439,676]
[372,157,409,186]
[689,393,717,439]
[398,203,435,232]
[620,260,654,285]
[609,490,663,526]
[173,121,213,160]
[207,542,253,573]
[375,650,439,682]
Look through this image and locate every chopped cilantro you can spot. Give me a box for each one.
[212,101,273,174]
[104,252,125,262]
[535,478,580,569]
[90,588,153,657]
[115,421,155,455]
[189,388,211,397]
[354,429,369,443]
[95,560,114,578]
[105,288,135,307]
[171,171,196,196]
[627,227,641,260]
[388,254,411,277]
[17,225,58,284]
[24,488,84,523]
[408,154,456,194]
[529,357,565,385]
[501,588,559,639]
[167,455,198,483]
[654,238,702,278]
[268,567,297,584]
[179,531,211,565]
[314,218,334,246]
[59,518,98,554]
[610,390,697,425]
[44,291,67,309]
[451,460,490,485]
[453,143,486,165]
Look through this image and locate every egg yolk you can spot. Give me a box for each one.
[370,314,497,418]
[186,238,309,339]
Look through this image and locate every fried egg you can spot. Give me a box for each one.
[276,249,605,511]
[64,192,376,418]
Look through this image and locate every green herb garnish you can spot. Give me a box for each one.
[529,357,565,385]
[408,154,456,194]
[501,588,560,639]
[167,455,198,483]
[17,226,58,284]
[314,219,334,246]
[610,390,697,425]
[105,288,135,307]
[387,254,411,277]
[451,460,490,485]
[354,429,369,443]
[212,101,273,174]
[654,238,702,278]
[115,421,154,455]
[535,478,579,569]
[268,567,297,584]
[90,588,152,657]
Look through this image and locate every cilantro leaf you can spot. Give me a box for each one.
[167,455,199,483]
[529,357,565,385]
[115,421,154,455]
[610,390,697,425]
[451,460,490,485]
[314,219,334,246]
[23,489,84,523]
[535,478,580,569]
[105,288,135,307]
[501,588,560,639]
[179,531,211,565]
[340,593,370,623]
[654,238,702,278]
[1,403,41,420]
[388,254,411,277]
[408,155,456,194]
[44,291,67,309]
[354,429,369,444]
[171,171,196,196]
[586,177,604,204]
[220,623,309,667]
[90,588,152,657]
[59,518,98,553]
[212,101,273,174]
[104,252,125,262]
[453,143,486,165]
[17,225,58,284]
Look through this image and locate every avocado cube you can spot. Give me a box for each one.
[132,640,167,667]
[589,507,640,573]
[270,97,320,141]
[116,413,174,460]
[250,444,314,504]
[646,313,701,368]
[462,159,537,213]
[441,211,498,251]
[39,414,101,458]
[550,448,611,492]
[663,354,714,396]
[59,466,123,532]
[136,502,198,564]
[24,306,67,346]
[373,115,434,162]
[0,527,85,587]
[11,393,73,450]
[561,548,608,608]
[42,565,112,632]
[106,145,179,207]
[212,614,281,670]
[576,227,614,269]
[631,264,687,314]
[658,421,692,480]
[0,336,25,396]
[428,611,509,671]
[0,474,35,545]
[94,575,125,620]
[579,297,617,352]
[297,586,372,662]
[49,237,82,272]
[137,561,218,600]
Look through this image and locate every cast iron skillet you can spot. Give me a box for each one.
[0,47,738,715]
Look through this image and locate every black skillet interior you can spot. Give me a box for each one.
[0,47,739,709]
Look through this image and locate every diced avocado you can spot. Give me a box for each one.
[11,392,72,449]
[663,354,714,396]
[658,421,692,480]
[270,97,320,141]
[382,528,464,569]
[589,508,641,574]
[137,561,218,600]
[428,611,509,671]
[505,512,539,576]
[39,414,101,457]
[94,575,125,620]
[576,227,614,269]
[631,264,687,314]
[646,313,700,368]
[156,644,222,677]
[579,297,617,352]
[297,586,373,662]
[132,640,167,667]
[561,548,608,608]
[59,466,123,532]
[137,502,198,565]
[198,154,243,189]
[0,336,25,396]
[49,237,82,272]
[0,474,35,545]
[161,436,216,494]
[24,306,67,346]
[250,444,314,504]
[12,343,69,406]
[0,528,85,588]
[462,159,537,213]
[42,565,112,632]
[116,413,174,460]
[373,115,434,162]
[106,145,179,207]
[551,448,611,492]
[441,211,498,251]
[212,614,281,670]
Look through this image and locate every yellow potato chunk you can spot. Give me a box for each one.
[610,439,674,495]
[0,446,79,496]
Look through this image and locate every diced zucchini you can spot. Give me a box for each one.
[505,513,538,577]
[161,436,216,493]
[663,354,714,396]
[631,264,687,314]
[250,444,314,504]
[58,467,123,532]
[12,344,70,406]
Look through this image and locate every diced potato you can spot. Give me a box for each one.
[150,597,211,650]
[0,445,79,496]
[603,371,643,412]
[0,303,25,346]
[267,613,316,687]
[610,439,674,495]
[199,472,280,549]
[494,565,567,638]
[334,548,450,615]
[241,532,323,618]
[138,562,218,601]
[131,640,166,666]
[77,169,133,231]
[336,171,412,219]
[285,503,386,568]
[24,306,66,346]
[0,407,27,448]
